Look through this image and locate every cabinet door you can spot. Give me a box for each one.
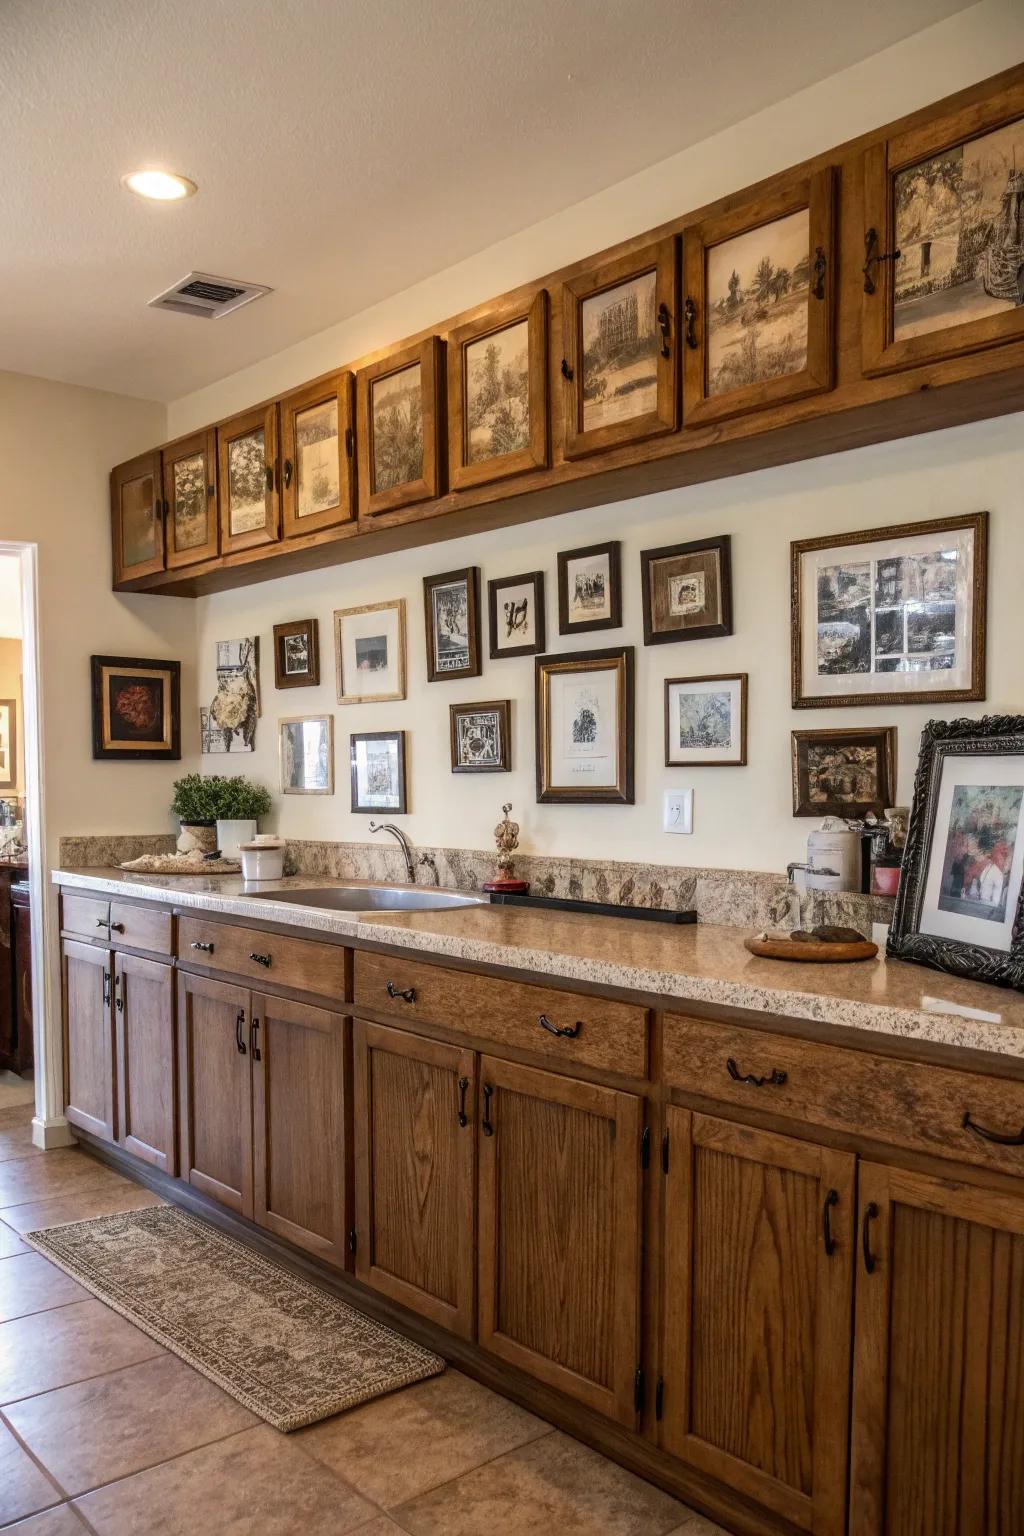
[477,1054,641,1425]
[353,1019,476,1337]
[177,971,252,1215]
[252,994,349,1268]
[279,372,355,539]
[662,1110,854,1536]
[114,953,176,1174]
[111,450,164,584]
[163,429,218,568]
[850,1163,1024,1536]
[62,940,116,1142]
[217,402,280,555]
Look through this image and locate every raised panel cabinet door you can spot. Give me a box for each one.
[217,402,280,555]
[850,1163,1024,1536]
[177,971,253,1215]
[353,1018,476,1338]
[111,449,164,584]
[163,428,218,568]
[661,1110,855,1536]
[62,940,116,1143]
[114,953,176,1174]
[477,1053,642,1426]
[280,372,355,539]
[251,994,349,1268]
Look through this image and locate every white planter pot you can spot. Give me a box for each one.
[216,819,257,861]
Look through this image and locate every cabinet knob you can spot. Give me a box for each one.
[109,921,125,934]
[191,940,215,954]
[249,951,272,969]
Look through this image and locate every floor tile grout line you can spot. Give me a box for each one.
[0,1175,137,1216]
[52,1420,264,1505]
[374,1421,558,1516]
[0,1343,167,1409]
[0,1405,74,1508]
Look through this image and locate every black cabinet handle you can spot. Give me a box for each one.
[95,917,109,929]
[726,1057,787,1088]
[114,971,124,1015]
[102,969,111,1007]
[109,921,125,934]
[386,980,416,1003]
[457,1076,470,1128]
[249,951,272,969]
[482,1083,494,1137]
[283,458,293,489]
[862,1201,879,1274]
[683,296,698,349]
[560,358,573,381]
[538,1013,582,1039]
[265,464,274,492]
[962,1110,1024,1147]
[250,1018,261,1062]
[657,301,671,358]
[811,246,828,300]
[862,227,902,295]
[822,1188,839,1257]
[191,940,215,954]
[235,1008,247,1055]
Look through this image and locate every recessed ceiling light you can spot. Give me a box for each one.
[121,170,197,202]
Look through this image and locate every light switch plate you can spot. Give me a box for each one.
[663,789,693,835]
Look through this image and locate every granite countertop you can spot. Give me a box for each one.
[54,866,1024,1061]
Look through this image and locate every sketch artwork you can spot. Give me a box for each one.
[432,580,470,672]
[816,547,958,677]
[172,452,207,551]
[457,709,502,768]
[706,209,810,396]
[568,557,608,623]
[227,429,267,534]
[202,638,260,754]
[677,690,731,751]
[295,399,340,517]
[581,271,659,431]
[567,684,602,756]
[372,363,423,491]
[465,320,530,462]
[283,633,309,675]
[669,573,706,617]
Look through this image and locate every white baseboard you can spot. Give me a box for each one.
[32,1116,76,1150]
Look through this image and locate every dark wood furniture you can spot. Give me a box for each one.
[1,867,30,1074]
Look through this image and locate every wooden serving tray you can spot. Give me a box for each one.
[745,933,878,963]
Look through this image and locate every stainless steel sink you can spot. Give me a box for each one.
[250,884,486,912]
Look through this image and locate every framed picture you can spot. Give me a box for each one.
[273,619,320,689]
[334,600,407,704]
[560,238,677,460]
[683,168,835,426]
[280,371,355,539]
[201,638,261,755]
[791,725,896,818]
[557,541,621,636]
[0,700,16,789]
[488,571,545,659]
[90,656,181,761]
[450,700,511,773]
[447,292,547,491]
[791,512,987,709]
[350,730,407,814]
[665,674,747,767]
[163,429,217,568]
[279,715,334,795]
[424,568,481,682]
[535,646,634,804]
[862,81,1024,377]
[641,535,732,645]
[888,715,1024,990]
[356,338,443,517]
[217,403,279,555]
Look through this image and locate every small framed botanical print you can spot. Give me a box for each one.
[535,646,634,804]
[335,600,407,704]
[217,403,279,555]
[424,568,481,682]
[641,535,732,644]
[791,725,896,818]
[280,715,334,795]
[280,371,355,539]
[163,430,217,568]
[450,700,511,773]
[665,674,747,767]
[357,338,443,517]
[560,239,678,460]
[792,512,987,708]
[0,701,16,789]
[91,656,181,761]
[888,715,1024,989]
[273,620,320,689]
[557,541,621,636]
[448,292,547,491]
[350,730,407,814]
[488,571,545,659]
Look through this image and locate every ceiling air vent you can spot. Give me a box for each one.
[148,271,272,320]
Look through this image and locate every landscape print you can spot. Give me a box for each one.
[172,452,206,551]
[227,428,267,534]
[677,690,731,751]
[894,117,1024,341]
[466,320,530,462]
[581,270,658,430]
[939,784,1024,925]
[295,399,339,517]
[372,362,423,491]
[706,208,810,396]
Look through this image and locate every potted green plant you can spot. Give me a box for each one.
[171,774,273,858]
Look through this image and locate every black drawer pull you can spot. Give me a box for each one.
[191,940,215,954]
[457,1076,470,1128]
[250,1018,261,1062]
[235,1008,247,1055]
[962,1110,1024,1147]
[249,951,272,969]
[822,1188,839,1257]
[482,1083,494,1137]
[386,980,416,1003]
[862,1201,879,1274]
[109,921,125,934]
[95,917,109,929]
[538,1013,582,1039]
[726,1057,787,1089]
[102,969,111,1007]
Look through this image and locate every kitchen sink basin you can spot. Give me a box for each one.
[250,884,487,912]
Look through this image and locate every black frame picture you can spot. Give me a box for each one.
[91,655,181,761]
[557,541,622,636]
[272,619,320,689]
[450,700,511,773]
[488,571,545,659]
[423,567,482,682]
[641,535,733,645]
[791,725,896,818]
[535,645,634,804]
[349,730,408,815]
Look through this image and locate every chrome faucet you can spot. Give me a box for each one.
[369,821,416,884]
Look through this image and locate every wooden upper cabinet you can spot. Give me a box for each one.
[862,80,1024,376]
[111,449,164,584]
[560,238,678,460]
[477,1054,642,1426]
[279,372,355,540]
[177,970,253,1215]
[62,939,116,1143]
[682,167,835,427]
[114,952,176,1173]
[357,337,444,517]
[850,1162,1024,1536]
[447,291,548,491]
[217,401,280,555]
[662,1110,855,1536]
[163,429,217,568]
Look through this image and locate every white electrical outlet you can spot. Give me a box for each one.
[663,789,693,835]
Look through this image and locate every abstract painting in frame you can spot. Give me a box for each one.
[91,656,181,761]
[791,725,896,818]
[488,571,545,659]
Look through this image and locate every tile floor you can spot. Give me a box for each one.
[0,1102,726,1535]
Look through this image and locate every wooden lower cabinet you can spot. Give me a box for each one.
[62,939,116,1143]
[114,952,176,1173]
[178,971,253,1214]
[850,1163,1024,1536]
[662,1109,855,1536]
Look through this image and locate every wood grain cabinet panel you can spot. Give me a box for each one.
[661,1110,854,1536]
[114,953,176,1173]
[178,916,348,1000]
[477,1054,642,1426]
[109,900,172,956]
[61,892,112,942]
[163,428,218,567]
[177,971,253,1215]
[62,939,116,1143]
[850,1164,1024,1535]
[110,449,164,584]
[217,402,280,555]
[279,372,355,539]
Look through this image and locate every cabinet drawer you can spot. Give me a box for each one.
[61,891,111,941]
[354,949,648,1077]
[178,915,348,1001]
[664,1012,1024,1176]
[109,901,172,956]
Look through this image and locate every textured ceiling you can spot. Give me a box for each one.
[0,0,969,402]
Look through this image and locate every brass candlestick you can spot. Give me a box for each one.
[482,803,530,895]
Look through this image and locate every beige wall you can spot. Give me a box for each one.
[0,637,25,795]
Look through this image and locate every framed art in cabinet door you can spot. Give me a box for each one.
[357,337,443,517]
[279,371,355,539]
[682,167,835,427]
[560,237,677,460]
[447,291,548,491]
[163,429,218,568]
[862,79,1024,377]
[217,401,280,555]
[111,449,164,584]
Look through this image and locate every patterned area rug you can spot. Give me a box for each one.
[26,1206,444,1431]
